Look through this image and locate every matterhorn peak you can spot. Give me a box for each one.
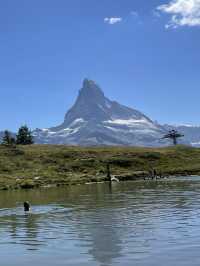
[33,79,166,146]
[78,78,105,102]
[82,78,97,88]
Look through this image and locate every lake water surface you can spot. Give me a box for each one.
[1,177,200,266]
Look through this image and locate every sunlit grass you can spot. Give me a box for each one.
[0,144,199,190]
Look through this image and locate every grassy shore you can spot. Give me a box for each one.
[0,144,200,190]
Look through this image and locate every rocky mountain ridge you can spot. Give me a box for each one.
[33,79,167,146]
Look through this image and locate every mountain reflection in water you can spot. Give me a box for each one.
[0,178,200,266]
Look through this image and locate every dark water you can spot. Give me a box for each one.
[1,177,200,266]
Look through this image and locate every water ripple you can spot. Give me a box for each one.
[1,178,200,265]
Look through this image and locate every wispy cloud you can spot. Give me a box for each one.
[157,0,200,28]
[130,11,139,17]
[104,17,122,25]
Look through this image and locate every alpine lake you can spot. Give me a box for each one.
[1,176,200,266]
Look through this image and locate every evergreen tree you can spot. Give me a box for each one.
[1,130,16,146]
[16,125,34,145]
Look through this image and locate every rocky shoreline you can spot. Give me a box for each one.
[1,170,199,191]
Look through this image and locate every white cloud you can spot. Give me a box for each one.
[130,11,139,17]
[152,10,161,18]
[104,17,122,25]
[157,0,200,28]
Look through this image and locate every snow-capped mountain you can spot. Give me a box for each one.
[33,79,167,146]
[0,131,4,141]
[0,131,15,142]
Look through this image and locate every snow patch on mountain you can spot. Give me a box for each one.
[105,118,157,128]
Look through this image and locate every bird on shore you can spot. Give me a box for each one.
[111,176,120,183]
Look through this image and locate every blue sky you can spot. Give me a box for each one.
[1,0,200,131]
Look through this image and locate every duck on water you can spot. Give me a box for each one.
[24,201,30,212]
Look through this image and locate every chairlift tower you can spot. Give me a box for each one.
[163,130,184,145]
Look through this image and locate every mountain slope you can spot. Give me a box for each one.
[33,79,167,146]
[0,132,4,141]
[0,131,15,142]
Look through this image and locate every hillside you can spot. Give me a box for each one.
[0,144,200,190]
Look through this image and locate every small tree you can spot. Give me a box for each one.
[163,130,184,145]
[16,125,34,145]
[1,130,16,146]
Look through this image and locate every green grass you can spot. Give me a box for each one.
[0,144,200,190]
